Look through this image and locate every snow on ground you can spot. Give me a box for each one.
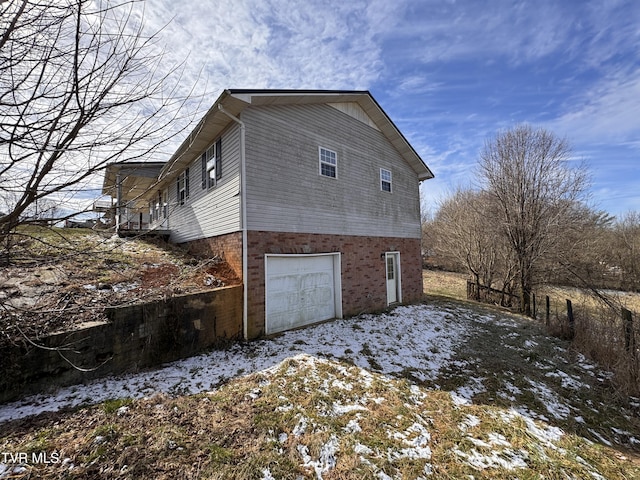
[0,299,612,444]
[0,304,470,423]
[1,300,635,478]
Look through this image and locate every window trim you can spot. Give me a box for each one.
[155,190,161,220]
[178,167,190,205]
[380,168,392,193]
[201,138,222,189]
[319,146,337,178]
[162,189,168,219]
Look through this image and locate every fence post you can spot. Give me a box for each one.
[545,295,550,326]
[623,308,635,355]
[566,299,575,339]
[532,293,537,319]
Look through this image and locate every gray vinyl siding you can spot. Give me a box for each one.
[164,124,242,243]
[243,104,422,239]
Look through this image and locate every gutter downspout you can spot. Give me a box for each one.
[218,105,249,340]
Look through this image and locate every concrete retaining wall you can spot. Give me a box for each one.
[0,285,242,404]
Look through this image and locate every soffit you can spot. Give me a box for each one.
[102,162,165,203]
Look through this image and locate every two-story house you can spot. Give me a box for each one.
[102,89,433,339]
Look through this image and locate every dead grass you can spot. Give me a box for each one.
[1,351,638,479]
[424,269,640,396]
[422,269,468,300]
[534,285,640,396]
[2,245,640,477]
[0,227,240,347]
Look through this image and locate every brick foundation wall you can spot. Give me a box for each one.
[246,231,423,339]
[182,231,243,280]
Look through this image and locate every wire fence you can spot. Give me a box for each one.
[467,280,639,394]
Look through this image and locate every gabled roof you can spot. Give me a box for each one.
[159,89,434,183]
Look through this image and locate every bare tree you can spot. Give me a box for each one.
[478,125,589,316]
[0,0,192,258]
[432,190,497,288]
[606,211,640,292]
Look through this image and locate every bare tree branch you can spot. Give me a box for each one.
[0,0,196,252]
[478,124,590,315]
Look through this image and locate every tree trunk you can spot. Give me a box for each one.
[520,271,532,317]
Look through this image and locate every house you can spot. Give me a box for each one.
[102,89,434,339]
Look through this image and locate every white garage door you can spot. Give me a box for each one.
[265,254,341,335]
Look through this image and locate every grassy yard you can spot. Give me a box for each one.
[1,299,639,479]
[1,248,639,478]
[422,269,468,300]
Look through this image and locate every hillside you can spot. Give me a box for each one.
[1,300,639,479]
[0,227,240,347]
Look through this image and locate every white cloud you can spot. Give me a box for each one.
[549,67,640,145]
[138,0,408,94]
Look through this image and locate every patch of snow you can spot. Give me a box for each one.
[332,403,367,416]
[545,370,589,390]
[409,384,427,405]
[298,435,339,479]
[0,304,470,423]
[111,282,139,293]
[354,443,373,455]
[344,419,362,433]
[587,429,612,446]
[454,377,486,404]
[459,414,481,431]
[503,380,522,396]
[387,421,432,461]
[454,447,528,470]
[261,468,276,480]
[331,379,353,391]
[450,392,472,406]
[293,416,308,437]
[466,433,511,450]
[526,379,571,420]
[487,433,511,447]
[521,413,565,449]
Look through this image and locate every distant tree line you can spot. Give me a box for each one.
[423,125,640,315]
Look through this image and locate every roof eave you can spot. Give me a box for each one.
[157,89,434,184]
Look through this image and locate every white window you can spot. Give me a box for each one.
[380,168,392,192]
[162,190,168,218]
[319,147,337,178]
[201,138,222,189]
[178,168,190,205]
[155,190,161,220]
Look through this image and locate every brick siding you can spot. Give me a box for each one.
[182,231,243,280]
[246,231,423,339]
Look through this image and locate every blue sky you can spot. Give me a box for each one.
[125,0,640,217]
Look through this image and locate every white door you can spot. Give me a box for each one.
[265,254,341,335]
[386,252,401,305]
